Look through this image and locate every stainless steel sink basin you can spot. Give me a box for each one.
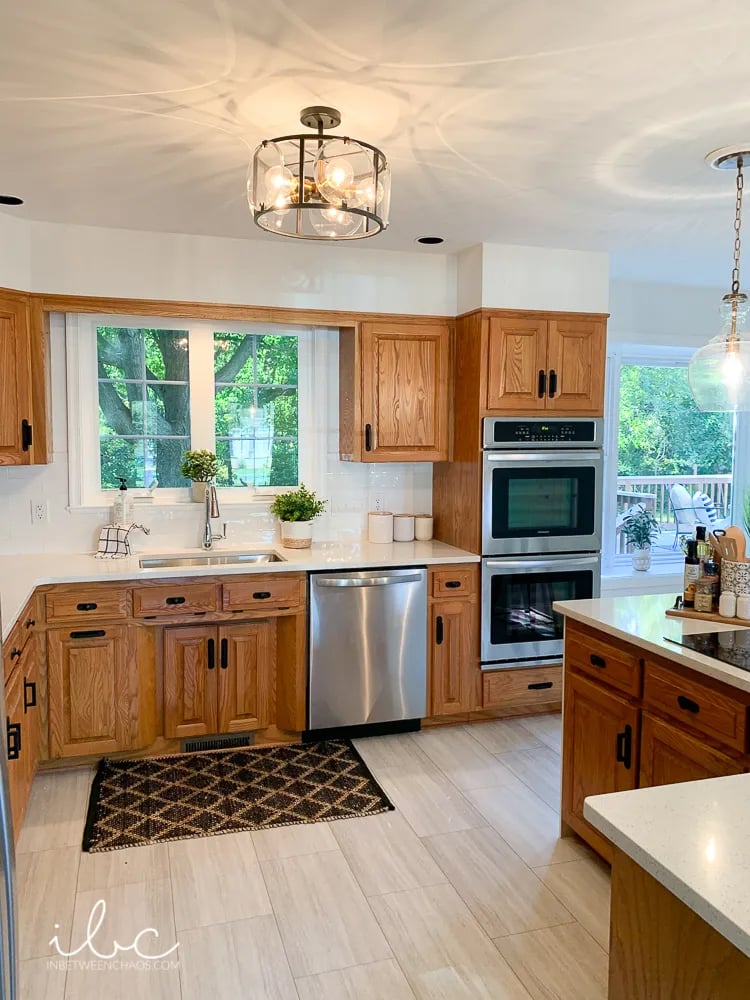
[139,552,286,569]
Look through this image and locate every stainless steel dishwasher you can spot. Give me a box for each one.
[309,567,427,732]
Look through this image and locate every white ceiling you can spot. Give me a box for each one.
[1,0,749,284]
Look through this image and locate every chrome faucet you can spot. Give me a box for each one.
[202,484,225,550]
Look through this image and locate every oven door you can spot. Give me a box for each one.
[481,553,601,667]
[482,450,602,555]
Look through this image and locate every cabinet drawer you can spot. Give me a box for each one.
[132,583,218,618]
[483,666,561,709]
[566,624,642,697]
[45,587,129,623]
[431,566,477,598]
[222,575,305,613]
[644,661,749,753]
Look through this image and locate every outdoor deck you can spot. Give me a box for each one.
[615,474,732,552]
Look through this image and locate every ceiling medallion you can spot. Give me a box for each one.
[689,145,750,412]
[248,106,391,241]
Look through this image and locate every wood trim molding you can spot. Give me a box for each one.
[456,306,610,321]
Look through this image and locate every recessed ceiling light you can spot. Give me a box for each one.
[416,236,444,245]
[0,195,23,206]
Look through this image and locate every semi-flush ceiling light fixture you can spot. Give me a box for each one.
[689,145,750,412]
[248,106,390,241]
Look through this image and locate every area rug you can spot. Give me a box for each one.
[82,739,393,852]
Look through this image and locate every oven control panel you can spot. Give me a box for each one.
[483,417,602,448]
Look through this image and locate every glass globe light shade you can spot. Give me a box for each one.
[310,205,363,238]
[688,293,750,411]
[314,138,375,206]
[265,164,294,199]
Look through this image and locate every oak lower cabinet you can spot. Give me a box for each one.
[562,670,639,861]
[5,638,41,840]
[164,622,275,739]
[640,711,745,787]
[428,564,478,716]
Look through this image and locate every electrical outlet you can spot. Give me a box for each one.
[372,494,385,512]
[31,500,49,524]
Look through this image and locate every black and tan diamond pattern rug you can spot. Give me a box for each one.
[82,740,393,852]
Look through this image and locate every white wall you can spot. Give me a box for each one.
[608,279,723,346]
[479,244,610,313]
[0,212,31,290]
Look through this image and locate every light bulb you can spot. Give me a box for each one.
[722,346,744,388]
[265,165,294,197]
[310,206,362,238]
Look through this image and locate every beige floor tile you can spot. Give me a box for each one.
[296,958,416,1000]
[535,858,611,952]
[495,922,608,1000]
[352,733,428,773]
[77,843,170,892]
[169,831,270,931]
[466,720,543,755]
[179,915,297,1000]
[466,784,591,868]
[17,769,93,854]
[18,845,80,960]
[20,956,66,1000]
[369,883,532,999]
[330,812,446,896]
[261,850,392,977]
[498,747,562,811]
[65,879,180,999]
[252,821,338,861]
[423,828,572,938]
[414,727,524,791]
[376,765,486,838]
[519,714,562,754]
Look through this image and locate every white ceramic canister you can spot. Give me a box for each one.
[393,514,415,542]
[414,514,434,541]
[368,511,394,544]
[719,591,737,618]
[737,595,750,621]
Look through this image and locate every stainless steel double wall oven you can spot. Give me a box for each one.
[481,417,603,670]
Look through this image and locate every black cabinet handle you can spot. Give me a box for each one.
[364,423,373,451]
[21,419,32,452]
[165,596,186,606]
[76,602,98,612]
[537,369,547,398]
[23,679,36,713]
[444,581,462,589]
[252,592,272,600]
[8,648,21,662]
[677,695,700,714]
[528,681,554,690]
[70,629,105,639]
[220,637,228,669]
[548,369,558,398]
[6,720,21,761]
[24,618,35,629]
[616,724,633,770]
[589,653,606,669]
[207,637,215,670]
[435,615,444,645]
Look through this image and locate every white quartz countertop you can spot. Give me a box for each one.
[0,540,478,641]
[554,594,750,693]
[585,775,750,958]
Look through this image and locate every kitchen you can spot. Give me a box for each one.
[3,3,750,1000]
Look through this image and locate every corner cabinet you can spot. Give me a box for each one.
[339,320,451,462]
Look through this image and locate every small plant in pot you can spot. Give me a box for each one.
[621,504,660,571]
[180,450,219,502]
[270,484,326,549]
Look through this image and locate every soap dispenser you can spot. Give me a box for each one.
[113,477,131,525]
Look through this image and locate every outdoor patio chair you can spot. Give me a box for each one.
[669,484,698,549]
[692,491,731,531]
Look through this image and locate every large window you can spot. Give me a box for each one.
[68,315,311,506]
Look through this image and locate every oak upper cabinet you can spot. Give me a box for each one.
[486,316,548,412]
[340,321,451,462]
[640,712,744,788]
[47,624,139,758]
[546,317,606,414]
[428,565,478,717]
[0,293,33,465]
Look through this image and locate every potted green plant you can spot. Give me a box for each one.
[180,449,220,502]
[621,503,660,571]
[269,484,327,549]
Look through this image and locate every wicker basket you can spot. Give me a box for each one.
[720,558,750,596]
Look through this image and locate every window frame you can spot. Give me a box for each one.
[66,312,315,509]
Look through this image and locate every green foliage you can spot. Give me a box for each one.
[618,366,733,476]
[180,450,219,482]
[621,504,660,549]
[270,483,326,522]
[744,488,750,537]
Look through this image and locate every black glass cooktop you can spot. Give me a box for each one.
[665,630,750,672]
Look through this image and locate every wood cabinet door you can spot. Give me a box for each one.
[164,626,218,739]
[562,671,639,854]
[640,712,744,788]
[545,318,606,415]
[0,294,32,466]
[430,600,475,716]
[47,625,136,758]
[486,316,548,412]
[217,622,275,733]
[5,661,27,838]
[361,322,450,461]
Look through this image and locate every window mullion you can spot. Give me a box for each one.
[188,322,216,454]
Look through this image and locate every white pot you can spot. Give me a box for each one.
[280,520,313,549]
[191,482,209,503]
[631,546,651,572]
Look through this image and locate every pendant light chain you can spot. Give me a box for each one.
[732,158,744,294]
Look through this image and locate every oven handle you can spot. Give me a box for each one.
[484,556,601,572]
[485,450,602,463]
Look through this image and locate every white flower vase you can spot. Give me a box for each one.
[280,520,314,549]
[631,546,652,572]
[191,482,209,503]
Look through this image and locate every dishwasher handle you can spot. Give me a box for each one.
[315,573,424,588]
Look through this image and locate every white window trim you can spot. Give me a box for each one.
[66,312,315,510]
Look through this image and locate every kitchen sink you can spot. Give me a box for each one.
[139,552,286,569]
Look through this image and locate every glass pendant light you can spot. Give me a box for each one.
[689,147,750,412]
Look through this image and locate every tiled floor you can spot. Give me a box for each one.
[17,714,611,999]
